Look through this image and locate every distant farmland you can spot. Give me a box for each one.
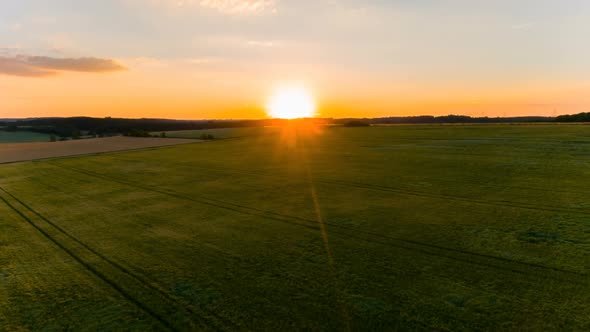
[159,126,281,140]
[0,136,197,164]
[1,124,589,330]
[0,131,50,143]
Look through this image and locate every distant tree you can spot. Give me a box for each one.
[127,129,151,137]
[199,133,215,140]
[343,120,370,127]
[160,132,167,138]
[49,134,57,142]
[555,112,590,122]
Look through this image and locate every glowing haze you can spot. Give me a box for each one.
[266,85,316,119]
[1,0,590,119]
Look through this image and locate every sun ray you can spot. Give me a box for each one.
[298,136,352,331]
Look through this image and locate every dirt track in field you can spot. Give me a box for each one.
[0,136,198,164]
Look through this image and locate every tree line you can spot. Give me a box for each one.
[0,117,272,139]
[1,113,588,140]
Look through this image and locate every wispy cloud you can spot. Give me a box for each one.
[186,57,224,64]
[195,35,284,49]
[126,57,170,68]
[151,0,276,15]
[511,22,534,31]
[246,40,278,47]
[0,46,22,55]
[200,0,275,14]
[8,23,23,32]
[0,55,126,77]
[0,57,54,77]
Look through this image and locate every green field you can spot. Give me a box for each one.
[160,127,281,140]
[1,124,589,330]
[0,131,50,143]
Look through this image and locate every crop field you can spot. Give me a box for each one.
[1,124,589,331]
[0,136,197,164]
[0,131,50,143]
[160,127,281,140]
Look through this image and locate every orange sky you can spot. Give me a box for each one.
[1,1,590,119]
[3,65,589,119]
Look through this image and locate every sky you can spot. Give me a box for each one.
[1,0,590,119]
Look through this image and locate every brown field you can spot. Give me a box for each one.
[0,136,198,164]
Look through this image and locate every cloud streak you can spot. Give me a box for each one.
[152,0,276,15]
[0,55,126,77]
[199,0,275,14]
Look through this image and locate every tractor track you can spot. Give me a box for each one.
[0,185,237,332]
[48,162,589,285]
[183,167,590,196]
[167,163,590,217]
[0,188,180,331]
[186,161,590,196]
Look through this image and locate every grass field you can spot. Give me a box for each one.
[160,127,281,140]
[1,124,589,330]
[0,131,50,143]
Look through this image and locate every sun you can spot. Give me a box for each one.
[266,85,316,119]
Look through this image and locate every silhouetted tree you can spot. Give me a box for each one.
[343,120,370,127]
[555,112,590,122]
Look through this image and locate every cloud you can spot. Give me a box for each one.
[186,57,223,64]
[26,56,126,72]
[200,0,275,14]
[511,22,534,30]
[151,0,276,15]
[0,57,54,77]
[194,35,284,49]
[0,55,127,77]
[126,57,170,68]
[8,23,23,32]
[246,40,278,47]
[0,47,22,55]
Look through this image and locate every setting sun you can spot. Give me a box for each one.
[266,86,316,119]
[3,1,590,330]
